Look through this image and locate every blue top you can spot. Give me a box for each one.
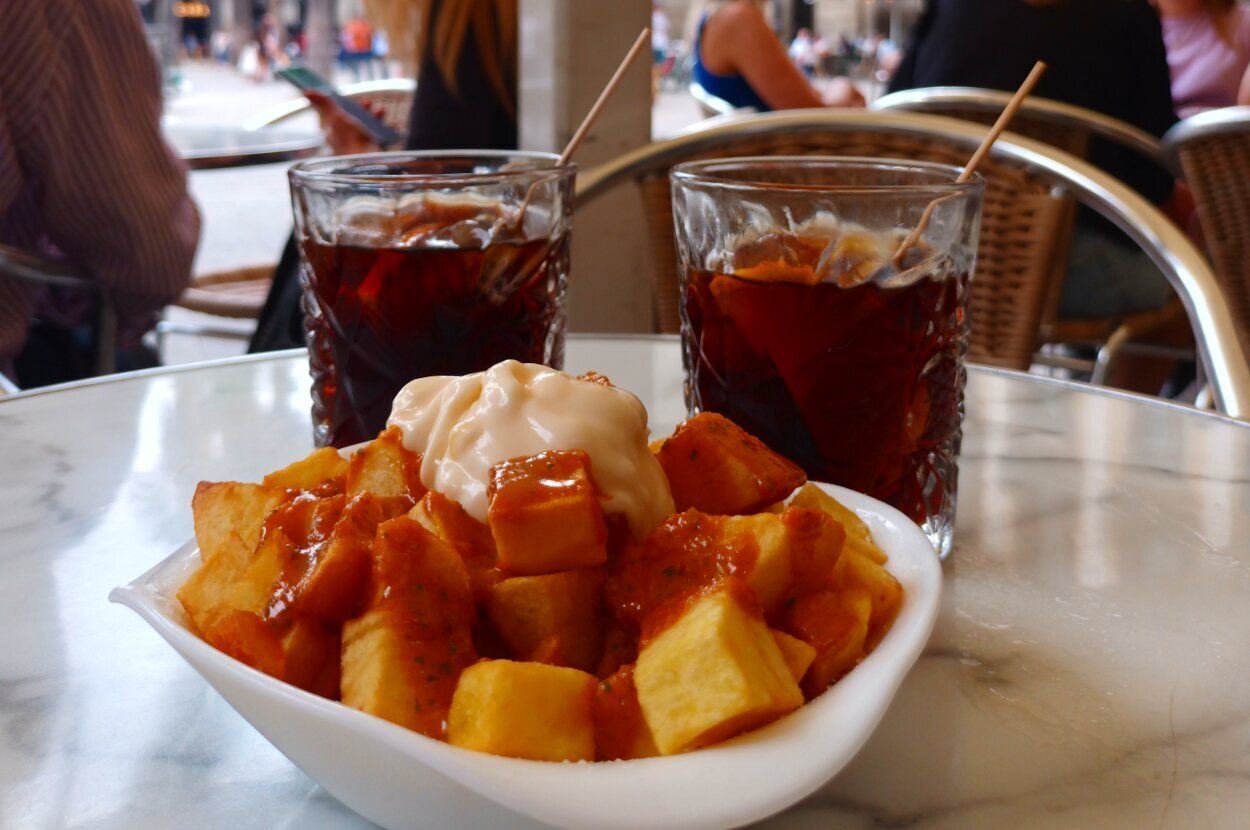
[691,15,772,112]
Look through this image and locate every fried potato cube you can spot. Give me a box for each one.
[725,509,842,613]
[230,526,295,618]
[202,610,340,698]
[634,585,802,755]
[191,481,286,569]
[487,451,608,575]
[262,446,348,492]
[280,617,342,698]
[592,664,659,760]
[178,549,246,635]
[410,490,498,600]
[346,426,426,500]
[180,492,335,635]
[788,483,887,565]
[722,513,791,612]
[369,516,476,633]
[780,589,871,696]
[485,569,603,672]
[448,660,597,761]
[230,494,350,620]
[833,549,903,647]
[656,412,806,515]
[339,516,479,737]
[201,609,284,678]
[298,493,409,621]
[606,508,843,626]
[341,608,475,738]
[771,629,817,683]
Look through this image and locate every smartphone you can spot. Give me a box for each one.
[276,66,404,149]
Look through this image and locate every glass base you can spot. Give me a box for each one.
[921,512,955,561]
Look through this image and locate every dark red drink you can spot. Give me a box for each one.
[301,217,568,448]
[682,240,969,531]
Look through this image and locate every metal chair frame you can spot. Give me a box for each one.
[577,109,1250,419]
[0,243,117,381]
[1161,106,1250,171]
[1163,107,1250,402]
[872,86,1164,162]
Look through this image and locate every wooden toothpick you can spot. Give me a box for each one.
[892,61,1048,266]
[514,27,651,224]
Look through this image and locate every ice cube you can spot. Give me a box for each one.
[729,233,826,285]
[334,198,405,247]
[814,231,891,288]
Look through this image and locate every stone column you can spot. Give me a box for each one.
[519,0,654,334]
[305,0,336,78]
[230,0,253,58]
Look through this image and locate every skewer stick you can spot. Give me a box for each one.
[892,61,1047,266]
[513,27,651,225]
[559,27,652,166]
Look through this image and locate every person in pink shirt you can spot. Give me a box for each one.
[1158,0,1250,116]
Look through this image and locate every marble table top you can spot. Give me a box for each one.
[3,335,1248,829]
[163,125,322,170]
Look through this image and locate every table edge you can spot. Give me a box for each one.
[3,336,1243,431]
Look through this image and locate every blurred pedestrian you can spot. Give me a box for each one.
[789,27,817,75]
[690,0,863,110]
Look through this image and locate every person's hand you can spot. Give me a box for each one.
[823,77,866,109]
[306,90,384,156]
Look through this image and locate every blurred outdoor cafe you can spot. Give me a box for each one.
[4,0,1250,827]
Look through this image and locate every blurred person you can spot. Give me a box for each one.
[789,27,817,75]
[250,0,518,351]
[254,11,285,80]
[210,29,235,63]
[1157,0,1250,115]
[690,0,863,110]
[890,0,1184,322]
[373,28,391,78]
[812,34,832,76]
[0,0,199,387]
[308,0,516,155]
[341,15,376,81]
[653,3,672,65]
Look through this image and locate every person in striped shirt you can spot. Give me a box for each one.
[0,0,200,388]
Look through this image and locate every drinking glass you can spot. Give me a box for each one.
[671,157,983,558]
[289,151,575,448]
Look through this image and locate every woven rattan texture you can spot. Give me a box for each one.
[637,130,1068,369]
[1177,135,1250,358]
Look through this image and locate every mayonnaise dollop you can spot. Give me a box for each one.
[387,361,675,540]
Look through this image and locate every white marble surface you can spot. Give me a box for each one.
[2,335,1248,829]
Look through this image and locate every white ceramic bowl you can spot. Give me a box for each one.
[111,483,941,830]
